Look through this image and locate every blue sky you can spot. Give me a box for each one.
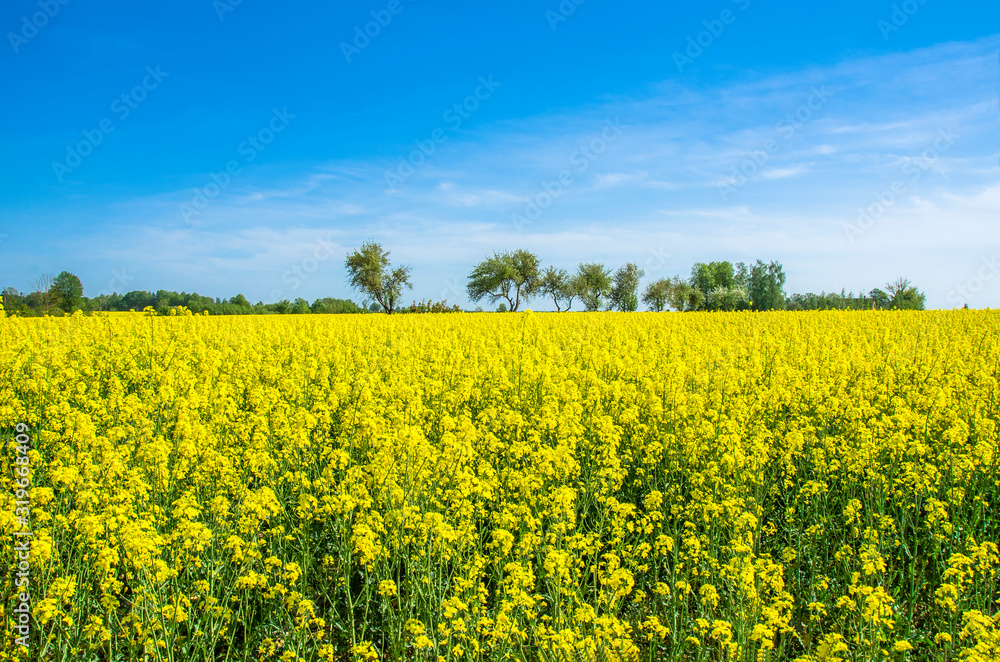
[1,0,998,309]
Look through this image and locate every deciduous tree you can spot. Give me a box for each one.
[609,263,644,312]
[747,260,787,311]
[539,266,578,312]
[51,271,83,312]
[466,249,540,312]
[575,263,612,312]
[345,241,413,314]
[885,278,925,310]
[642,278,672,312]
[667,277,705,312]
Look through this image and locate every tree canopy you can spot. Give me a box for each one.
[345,240,413,314]
[642,278,672,312]
[51,271,83,312]
[466,249,540,312]
[609,263,644,312]
[575,263,612,312]
[885,278,926,310]
[539,266,579,312]
[747,260,787,311]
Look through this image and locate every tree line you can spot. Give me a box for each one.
[2,244,926,317]
[456,250,925,312]
[1,271,369,317]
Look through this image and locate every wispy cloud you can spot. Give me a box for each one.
[761,165,810,180]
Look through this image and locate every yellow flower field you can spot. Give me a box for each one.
[1,311,998,661]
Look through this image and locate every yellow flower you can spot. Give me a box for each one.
[378,579,398,598]
[3,309,997,660]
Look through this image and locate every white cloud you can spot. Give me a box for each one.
[761,165,809,180]
[592,172,649,189]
